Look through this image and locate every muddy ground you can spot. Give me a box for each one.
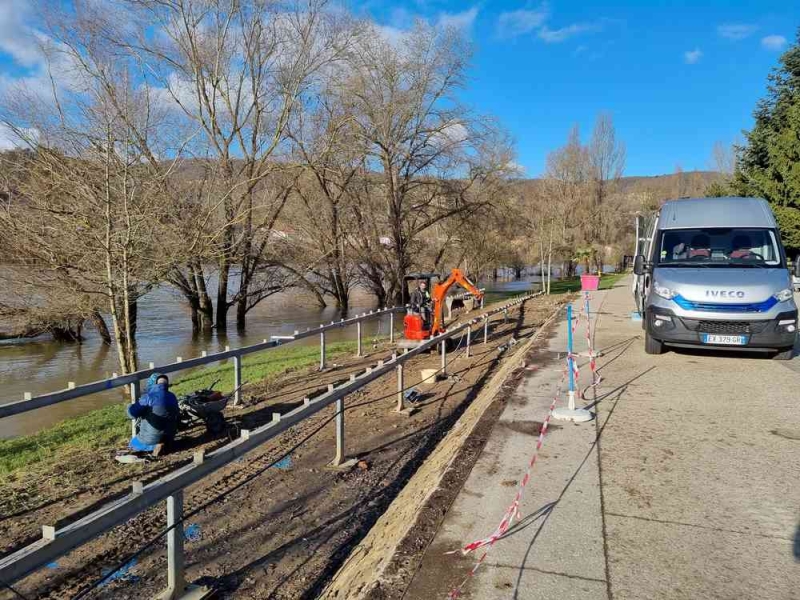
[0,295,564,600]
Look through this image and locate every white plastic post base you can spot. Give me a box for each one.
[552,407,594,422]
[553,390,593,422]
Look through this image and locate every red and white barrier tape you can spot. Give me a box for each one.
[580,292,602,398]
[446,365,568,599]
[446,296,601,598]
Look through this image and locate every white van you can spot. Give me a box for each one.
[633,197,798,359]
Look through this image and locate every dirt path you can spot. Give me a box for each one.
[1,295,564,600]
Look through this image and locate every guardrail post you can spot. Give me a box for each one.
[440,339,447,376]
[334,396,345,466]
[129,380,140,437]
[466,326,472,358]
[233,355,242,406]
[320,331,326,371]
[484,318,489,345]
[356,321,362,357]
[396,364,404,411]
[503,308,508,323]
[389,311,395,343]
[165,490,185,598]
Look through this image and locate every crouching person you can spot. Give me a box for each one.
[128,373,179,456]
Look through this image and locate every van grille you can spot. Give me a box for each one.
[695,320,769,335]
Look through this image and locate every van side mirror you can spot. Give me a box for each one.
[794,258,800,278]
[633,255,646,276]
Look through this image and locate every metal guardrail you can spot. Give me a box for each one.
[0,291,542,597]
[0,306,404,420]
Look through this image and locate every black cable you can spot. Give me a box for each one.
[346,330,474,410]
[0,579,31,600]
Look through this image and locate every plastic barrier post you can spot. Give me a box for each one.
[553,303,592,423]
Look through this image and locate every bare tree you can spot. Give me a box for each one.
[127,0,355,330]
[0,0,196,372]
[284,85,365,312]
[587,113,626,271]
[336,21,515,303]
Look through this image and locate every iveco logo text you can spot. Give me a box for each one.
[705,290,745,298]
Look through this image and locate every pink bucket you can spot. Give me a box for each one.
[580,274,600,291]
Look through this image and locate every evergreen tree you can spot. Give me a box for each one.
[734,29,800,207]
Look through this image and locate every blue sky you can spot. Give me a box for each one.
[358,0,799,177]
[0,1,797,177]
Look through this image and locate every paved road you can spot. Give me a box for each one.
[406,277,800,600]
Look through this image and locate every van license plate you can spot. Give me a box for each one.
[701,334,748,345]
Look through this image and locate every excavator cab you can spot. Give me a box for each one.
[403,273,439,343]
[401,269,484,348]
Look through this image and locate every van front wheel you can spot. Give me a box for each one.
[645,332,664,355]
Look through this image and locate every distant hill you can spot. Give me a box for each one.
[515,170,722,207]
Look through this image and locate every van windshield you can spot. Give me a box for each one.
[656,228,784,268]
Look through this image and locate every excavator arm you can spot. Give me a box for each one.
[430,269,484,335]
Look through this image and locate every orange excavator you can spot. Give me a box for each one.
[402,269,484,346]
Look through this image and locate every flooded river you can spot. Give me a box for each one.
[0,273,545,438]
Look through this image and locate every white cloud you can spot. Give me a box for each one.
[717,23,757,40]
[0,123,38,149]
[437,7,478,31]
[374,23,408,46]
[684,49,702,64]
[496,6,608,44]
[496,6,549,39]
[761,35,787,51]
[538,23,601,43]
[0,124,17,150]
[429,121,469,150]
[506,160,526,176]
[0,0,41,67]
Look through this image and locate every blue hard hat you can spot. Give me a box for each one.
[147,372,166,390]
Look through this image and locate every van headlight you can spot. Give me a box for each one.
[654,284,676,300]
[773,288,794,302]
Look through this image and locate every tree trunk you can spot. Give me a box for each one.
[193,264,214,331]
[216,258,230,332]
[90,310,112,345]
[236,294,247,331]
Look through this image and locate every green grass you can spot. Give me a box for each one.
[0,340,363,480]
[546,273,626,295]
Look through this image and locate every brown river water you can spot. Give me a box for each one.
[0,273,542,438]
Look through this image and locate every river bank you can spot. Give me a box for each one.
[0,272,548,438]
[0,340,367,480]
[0,274,626,481]
[0,292,565,600]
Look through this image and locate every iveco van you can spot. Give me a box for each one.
[633,197,799,359]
